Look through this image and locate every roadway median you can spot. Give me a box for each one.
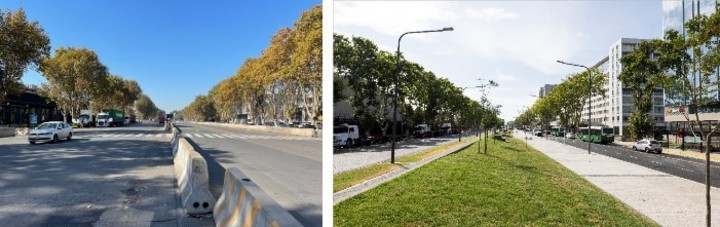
[173,136,215,215]
[334,137,657,226]
[334,137,478,203]
[169,123,303,225]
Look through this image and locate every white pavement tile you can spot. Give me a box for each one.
[515,131,720,227]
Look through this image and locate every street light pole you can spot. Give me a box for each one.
[557,60,592,154]
[391,27,453,164]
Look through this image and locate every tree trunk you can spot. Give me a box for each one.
[484,129,488,154]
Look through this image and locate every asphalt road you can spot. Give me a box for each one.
[176,122,322,227]
[539,134,720,188]
[0,122,205,226]
[333,134,469,175]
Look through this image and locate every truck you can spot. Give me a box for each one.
[73,110,93,128]
[96,109,125,127]
[414,124,432,138]
[158,111,166,124]
[333,123,359,148]
[440,123,452,136]
[165,113,174,123]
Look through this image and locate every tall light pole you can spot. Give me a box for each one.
[557,60,591,154]
[391,27,454,164]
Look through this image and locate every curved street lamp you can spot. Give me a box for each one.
[391,27,454,164]
[557,60,591,154]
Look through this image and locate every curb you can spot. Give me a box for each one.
[333,139,477,205]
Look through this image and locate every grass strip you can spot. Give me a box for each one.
[334,137,657,227]
[333,137,478,193]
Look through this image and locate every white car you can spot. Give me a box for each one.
[632,139,662,154]
[28,121,73,144]
[565,132,577,139]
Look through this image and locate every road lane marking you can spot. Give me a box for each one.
[194,133,205,138]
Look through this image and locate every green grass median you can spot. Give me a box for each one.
[334,137,657,226]
[334,137,478,193]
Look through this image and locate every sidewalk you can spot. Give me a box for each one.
[515,130,720,227]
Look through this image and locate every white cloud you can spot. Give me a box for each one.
[334,2,457,37]
[464,8,518,20]
[495,73,518,82]
[334,1,662,120]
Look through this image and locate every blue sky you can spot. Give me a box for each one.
[335,1,663,121]
[2,0,321,112]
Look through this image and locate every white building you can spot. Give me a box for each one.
[581,38,665,137]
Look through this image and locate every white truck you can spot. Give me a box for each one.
[414,124,432,138]
[333,124,359,148]
[73,110,93,128]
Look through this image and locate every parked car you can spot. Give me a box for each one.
[28,121,73,144]
[632,139,663,154]
[414,124,432,138]
[565,132,577,139]
[534,130,543,137]
[265,120,290,127]
[297,122,314,128]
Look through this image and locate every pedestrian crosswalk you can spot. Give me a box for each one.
[72,132,319,141]
[183,132,319,141]
[72,133,170,139]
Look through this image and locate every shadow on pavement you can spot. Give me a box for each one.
[0,138,178,226]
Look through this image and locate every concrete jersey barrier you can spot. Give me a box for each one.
[214,168,302,227]
[173,137,215,215]
[0,127,15,138]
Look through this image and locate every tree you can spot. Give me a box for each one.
[180,95,216,122]
[0,8,51,102]
[134,94,160,120]
[39,47,109,121]
[183,5,322,125]
[619,40,669,140]
[121,79,142,113]
[515,67,607,138]
[290,5,322,124]
[659,4,720,225]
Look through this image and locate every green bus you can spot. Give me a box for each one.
[551,127,565,137]
[579,126,614,144]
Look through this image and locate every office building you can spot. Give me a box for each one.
[581,38,666,137]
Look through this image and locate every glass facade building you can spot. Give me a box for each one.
[662,0,720,106]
